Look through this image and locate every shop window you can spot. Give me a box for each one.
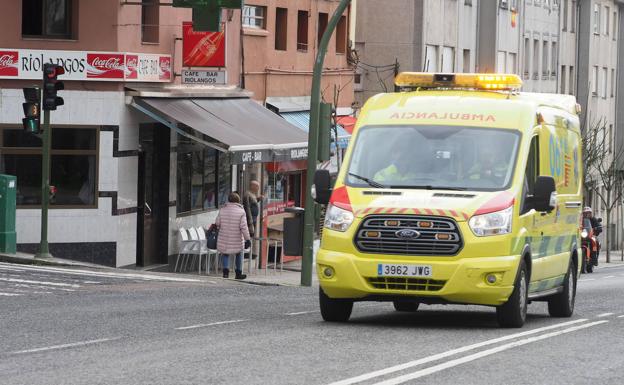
[141,0,159,43]
[243,5,266,29]
[335,15,347,54]
[22,0,73,39]
[0,126,98,207]
[297,10,309,52]
[275,7,288,51]
[176,135,231,215]
[318,12,328,47]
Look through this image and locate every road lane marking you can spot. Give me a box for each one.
[597,313,614,318]
[603,276,616,279]
[286,310,320,316]
[0,277,80,288]
[0,292,22,296]
[327,318,588,385]
[618,315,624,318]
[9,337,121,355]
[0,263,203,283]
[579,278,595,282]
[373,321,609,385]
[175,319,249,330]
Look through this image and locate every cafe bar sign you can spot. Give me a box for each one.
[0,48,172,82]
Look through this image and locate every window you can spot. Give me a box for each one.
[542,41,549,77]
[297,10,309,52]
[22,0,73,39]
[497,51,506,73]
[533,39,539,79]
[507,52,517,74]
[141,0,159,43]
[500,0,509,10]
[463,49,471,73]
[523,38,530,78]
[0,126,98,207]
[275,7,288,51]
[603,6,610,36]
[560,65,567,93]
[592,66,598,95]
[614,12,619,40]
[336,16,347,54]
[176,135,231,215]
[611,69,616,97]
[563,0,568,31]
[424,45,438,72]
[571,0,576,32]
[609,124,613,153]
[602,67,608,98]
[551,42,557,77]
[441,47,455,73]
[243,5,266,29]
[594,3,600,35]
[318,12,328,47]
[569,66,574,94]
[522,136,540,214]
[465,0,473,5]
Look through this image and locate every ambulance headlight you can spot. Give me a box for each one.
[324,204,354,232]
[581,229,588,238]
[469,206,513,237]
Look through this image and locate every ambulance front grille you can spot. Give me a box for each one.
[354,215,463,256]
[367,277,447,292]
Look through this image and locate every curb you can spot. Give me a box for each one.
[0,253,100,269]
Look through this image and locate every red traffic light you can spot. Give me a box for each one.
[45,64,65,78]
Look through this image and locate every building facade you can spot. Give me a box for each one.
[0,1,318,267]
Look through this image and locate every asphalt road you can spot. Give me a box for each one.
[1,261,623,385]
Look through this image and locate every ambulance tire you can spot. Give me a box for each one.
[319,288,353,322]
[393,301,420,312]
[496,259,528,328]
[548,261,576,318]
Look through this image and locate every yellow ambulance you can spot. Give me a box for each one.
[312,73,583,328]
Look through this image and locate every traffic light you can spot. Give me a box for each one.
[22,87,41,134]
[173,0,243,32]
[42,63,65,111]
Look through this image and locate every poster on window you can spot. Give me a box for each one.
[0,48,172,82]
[182,22,226,68]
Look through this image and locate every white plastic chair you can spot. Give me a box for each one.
[175,228,198,272]
[196,226,218,274]
[186,227,203,272]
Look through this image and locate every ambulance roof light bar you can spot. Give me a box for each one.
[395,72,523,91]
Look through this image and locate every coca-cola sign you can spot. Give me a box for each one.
[0,48,172,82]
[0,51,18,76]
[87,53,125,79]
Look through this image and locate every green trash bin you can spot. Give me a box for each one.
[0,174,17,254]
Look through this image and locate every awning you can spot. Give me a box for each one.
[336,116,357,134]
[132,97,308,164]
[280,111,351,149]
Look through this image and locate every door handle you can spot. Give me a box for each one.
[144,202,152,216]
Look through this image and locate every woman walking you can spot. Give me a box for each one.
[216,192,251,279]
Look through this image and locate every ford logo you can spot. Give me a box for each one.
[395,229,421,239]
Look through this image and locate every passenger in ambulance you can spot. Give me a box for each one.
[467,145,509,186]
[373,138,431,184]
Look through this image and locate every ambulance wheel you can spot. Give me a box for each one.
[496,259,528,328]
[319,288,353,322]
[393,301,420,312]
[548,261,576,318]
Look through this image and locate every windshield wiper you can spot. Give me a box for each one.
[390,185,468,191]
[348,173,387,189]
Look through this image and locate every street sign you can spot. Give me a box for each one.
[181,70,226,85]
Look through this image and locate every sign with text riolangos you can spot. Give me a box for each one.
[0,49,172,82]
[183,22,226,68]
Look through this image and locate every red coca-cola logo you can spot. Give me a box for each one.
[159,56,172,81]
[0,51,19,76]
[87,53,125,79]
[125,54,138,79]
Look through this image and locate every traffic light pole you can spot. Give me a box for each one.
[301,0,351,286]
[36,110,52,259]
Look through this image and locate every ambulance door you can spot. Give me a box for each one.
[519,133,547,283]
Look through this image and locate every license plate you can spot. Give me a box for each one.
[378,264,433,277]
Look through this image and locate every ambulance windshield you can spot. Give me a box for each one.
[346,125,520,191]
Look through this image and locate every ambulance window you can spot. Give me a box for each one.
[523,135,540,213]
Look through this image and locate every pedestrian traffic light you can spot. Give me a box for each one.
[42,63,65,111]
[173,0,243,32]
[22,87,41,134]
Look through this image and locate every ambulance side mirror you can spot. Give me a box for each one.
[533,176,557,213]
[312,170,332,205]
